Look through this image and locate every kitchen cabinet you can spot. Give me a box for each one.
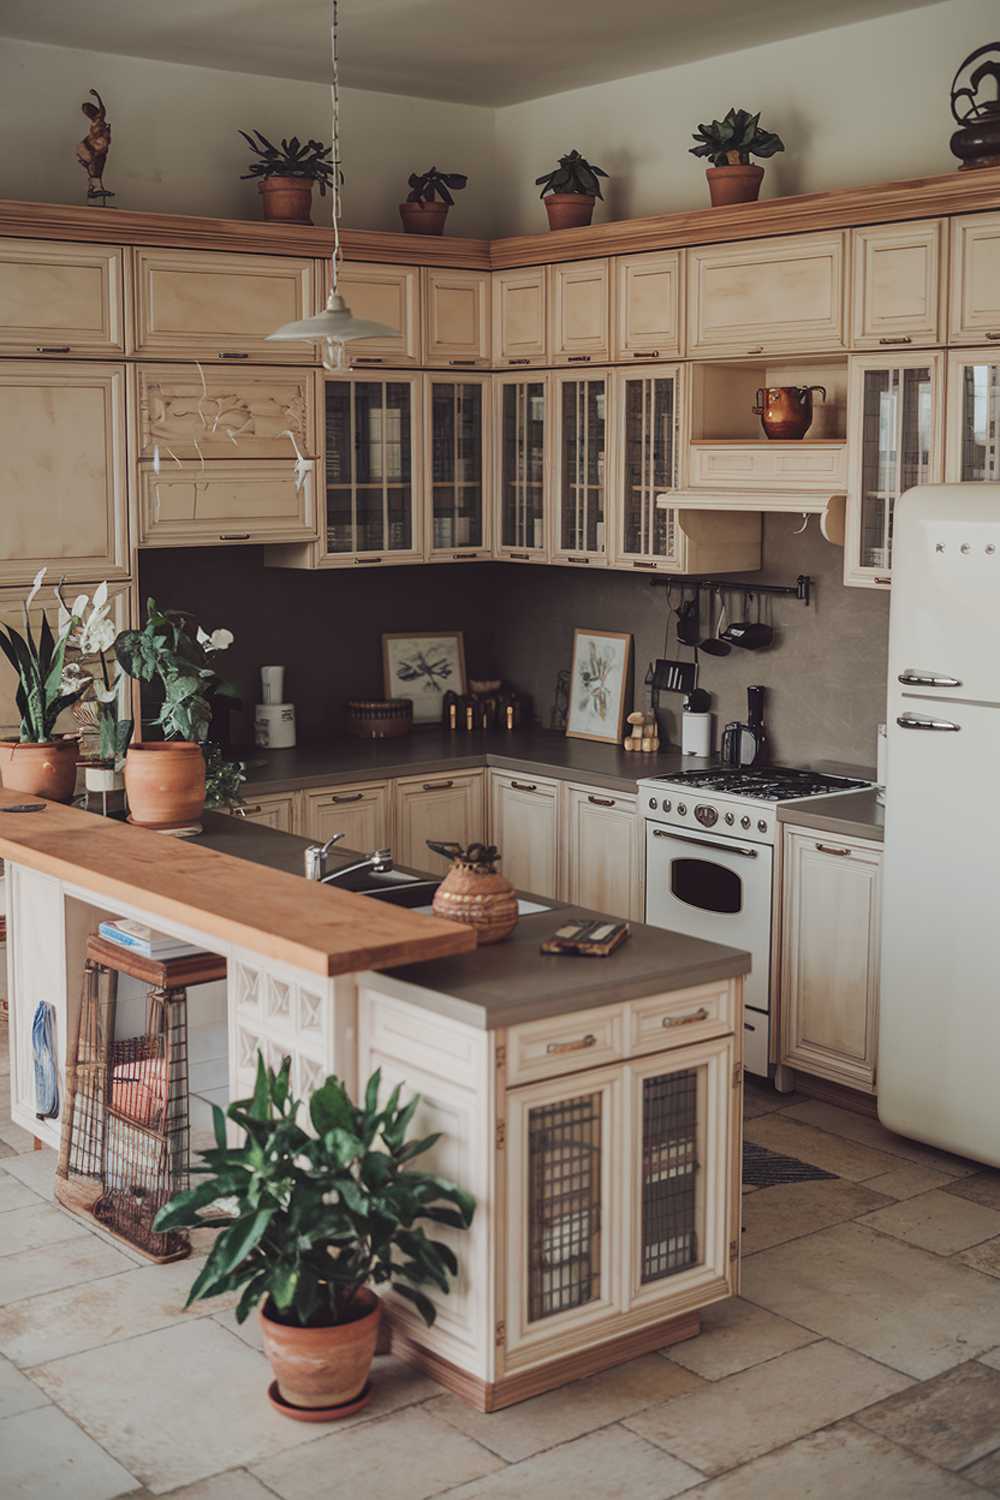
[551,369,609,565]
[301,780,392,852]
[851,220,945,350]
[561,783,643,920]
[130,247,318,362]
[229,793,297,833]
[135,459,317,547]
[492,267,547,367]
[493,374,549,563]
[489,769,560,898]
[779,825,882,1094]
[612,251,683,362]
[131,364,318,462]
[610,364,682,571]
[949,213,1000,345]
[686,232,846,358]
[334,261,420,368]
[0,360,129,586]
[421,269,491,369]
[395,770,486,875]
[549,259,610,365]
[945,348,1000,481]
[425,376,491,560]
[0,237,125,356]
[843,350,944,588]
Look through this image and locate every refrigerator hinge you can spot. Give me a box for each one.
[495,1120,506,1150]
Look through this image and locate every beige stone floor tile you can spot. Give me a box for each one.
[742,1221,1000,1379]
[781,1099,977,1175]
[30,1317,325,1494]
[741,1177,892,1255]
[624,1338,911,1477]
[441,1423,702,1500]
[151,1475,276,1500]
[866,1162,963,1200]
[1,1146,56,1197]
[945,1170,1000,1211]
[0,1231,133,1305]
[675,1419,984,1498]
[0,1402,138,1499]
[0,1349,49,1418]
[0,1120,40,1154]
[666,1296,817,1381]
[957,1237,1000,1278]
[0,1201,95,1256]
[742,1082,804,1119]
[856,1360,1000,1470]
[742,1112,900,1181]
[428,1352,704,1463]
[962,1445,1000,1494]
[0,1170,43,1213]
[253,1405,503,1500]
[0,1139,15,1159]
[858,1189,1000,1255]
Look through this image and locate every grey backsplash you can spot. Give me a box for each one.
[140,514,889,768]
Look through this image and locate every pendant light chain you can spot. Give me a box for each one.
[329,0,342,297]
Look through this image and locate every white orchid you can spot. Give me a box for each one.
[79,614,117,655]
[25,567,46,612]
[60,661,88,694]
[94,681,120,705]
[197,626,234,654]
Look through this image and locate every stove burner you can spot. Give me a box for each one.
[650,767,870,802]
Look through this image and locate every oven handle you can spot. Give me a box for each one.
[652,828,759,859]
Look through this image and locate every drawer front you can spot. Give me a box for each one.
[626,982,735,1057]
[688,442,847,491]
[0,238,125,355]
[136,460,317,546]
[507,1004,625,1086]
[133,364,318,461]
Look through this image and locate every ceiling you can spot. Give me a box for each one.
[1,0,941,106]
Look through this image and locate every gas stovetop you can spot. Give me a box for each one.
[647,767,871,803]
[637,765,873,845]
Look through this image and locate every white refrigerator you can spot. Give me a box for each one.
[879,482,1000,1166]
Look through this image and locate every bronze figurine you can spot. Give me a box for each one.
[77,89,114,204]
[951,44,1000,170]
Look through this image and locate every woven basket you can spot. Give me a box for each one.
[346,699,413,739]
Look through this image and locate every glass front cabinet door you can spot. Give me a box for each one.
[321,372,422,567]
[946,350,1000,483]
[425,376,490,561]
[494,374,549,563]
[611,364,683,571]
[844,352,943,589]
[552,370,609,566]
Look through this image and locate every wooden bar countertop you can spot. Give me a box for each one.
[0,789,475,978]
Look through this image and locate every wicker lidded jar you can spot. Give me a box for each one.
[429,842,518,946]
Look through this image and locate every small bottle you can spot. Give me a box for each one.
[442,690,459,731]
[464,700,475,732]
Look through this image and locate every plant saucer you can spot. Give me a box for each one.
[267,1379,373,1423]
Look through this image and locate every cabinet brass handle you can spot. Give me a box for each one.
[631,350,660,358]
[816,843,851,855]
[354,556,383,564]
[546,1033,597,1055]
[567,355,592,363]
[878,336,913,345]
[564,555,590,564]
[422,779,454,791]
[510,780,538,792]
[452,551,478,560]
[986,332,1000,341]
[874,576,891,585]
[238,804,263,815]
[508,358,531,366]
[662,1007,709,1029]
[747,345,764,354]
[218,351,250,359]
[332,791,364,804]
[588,794,615,807]
[632,560,656,569]
[448,359,478,366]
[35,344,71,353]
[507,550,530,560]
[220,532,251,540]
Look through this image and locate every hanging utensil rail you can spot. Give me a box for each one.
[649,575,813,606]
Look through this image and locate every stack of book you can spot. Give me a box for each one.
[97,919,201,962]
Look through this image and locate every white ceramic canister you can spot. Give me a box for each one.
[254,703,296,750]
[682,711,712,757]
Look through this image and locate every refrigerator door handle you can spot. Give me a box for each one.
[898,669,963,688]
[896,712,962,732]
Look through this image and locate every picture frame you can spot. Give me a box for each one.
[565,629,632,745]
[382,631,467,724]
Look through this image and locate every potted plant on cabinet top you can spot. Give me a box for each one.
[399,166,468,235]
[154,1057,475,1420]
[113,601,236,831]
[536,149,608,230]
[239,130,336,224]
[0,569,91,802]
[689,107,785,206]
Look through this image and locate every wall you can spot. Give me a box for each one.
[0,38,497,235]
[493,0,996,233]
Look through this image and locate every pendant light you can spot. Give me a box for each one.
[266,0,394,369]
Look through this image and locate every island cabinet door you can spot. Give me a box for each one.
[0,237,125,356]
[301,781,392,852]
[505,1064,625,1362]
[561,784,643,921]
[395,770,487,875]
[489,771,560,899]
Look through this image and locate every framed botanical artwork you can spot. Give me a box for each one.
[382,631,467,724]
[565,629,632,745]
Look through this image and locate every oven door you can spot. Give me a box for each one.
[645,822,772,1018]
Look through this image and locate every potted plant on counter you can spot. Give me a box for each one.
[689,107,785,206]
[57,581,133,801]
[399,166,468,235]
[113,601,237,831]
[536,148,608,229]
[154,1057,475,1420]
[239,129,336,224]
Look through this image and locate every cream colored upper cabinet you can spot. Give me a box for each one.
[551,369,609,565]
[492,267,548,368]
[395,771,486,875]
[0,360,128,585]
[132,364,318,462]
[130,247,318,362]
[333,261,420,368]
[949,213,1000,345]
[549,258,610,365]
[945,348,1000,481]
[851,220,945,349]
[421,268,491,368]
[612,250,683,362]
[0,238,125,356]
[135,459,317,548]
[426,376,491,561]
[687,232,846,357]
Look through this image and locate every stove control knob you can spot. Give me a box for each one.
[677,802,687,816]
[724,812,735,826]
[694,804,718,827]
[757,819,768,833]
[663,800,672,813]
[648,797,658,810]
[740,815,752,830]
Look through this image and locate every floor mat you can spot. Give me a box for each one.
[742,1140,837,1187]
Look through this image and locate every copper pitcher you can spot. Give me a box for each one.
[753,384,826,440]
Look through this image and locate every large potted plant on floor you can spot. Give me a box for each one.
[113,601,236,831]
[399,166,468,235]
[536,149,608,229]
[239,130,336,224]
[689,107,785,206]
[154,1057,475,1420]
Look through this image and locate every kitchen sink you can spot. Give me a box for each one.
[327,864,442,906]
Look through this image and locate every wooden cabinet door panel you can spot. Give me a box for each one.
[422,269,491,367]
[612,251,683,361]
[0,238,125,355]
[851,220,944,349]
[334,261,420,367]
[301,782,391,852]
[687,232,846,357]
[0,360,128,584]
[492,267,547,367]
[489,771,559,898]
[133,364,318,461]
[549,259,610,364]
[949,214,1000,344]
[228,793,297,832]
[136,460,316,546]
[562,784,642,920]
[395,771,486,875]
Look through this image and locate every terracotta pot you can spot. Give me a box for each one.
[544,193,595,230]
[431,850,518,945]
[260,1289,381,1413]
[0,739,78,803]
[398,200,449,236]
[124,742,205,829]
[705,164,765,207]
[259,176,314,224]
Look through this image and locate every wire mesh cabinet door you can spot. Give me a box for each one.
[505,1065,624,1362]
[320,371,424,567]
[551,370,610,566]
[425,375,491,561]
[610,364,684,572]
[624,1035,737,1316]
[494,374,550,563]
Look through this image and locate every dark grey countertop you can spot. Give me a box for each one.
[777,789,884,843]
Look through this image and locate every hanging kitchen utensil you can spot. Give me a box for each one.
[675,591,701,647]
[722,592,775,650]
[650,582,697,692]
[700,591,732,657]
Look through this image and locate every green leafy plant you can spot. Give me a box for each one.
[536,149,608,199]
[56,580,133,767]
[113,600,237,744]
[154,1057,475,1329]
[203,742,247,811]
[239,131,336,193]
[0,569,91,743]
[404,167,468,205]
[689,108,785,168]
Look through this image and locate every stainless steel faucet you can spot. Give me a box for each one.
[303,831,346,881]
[318,848,394,886]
